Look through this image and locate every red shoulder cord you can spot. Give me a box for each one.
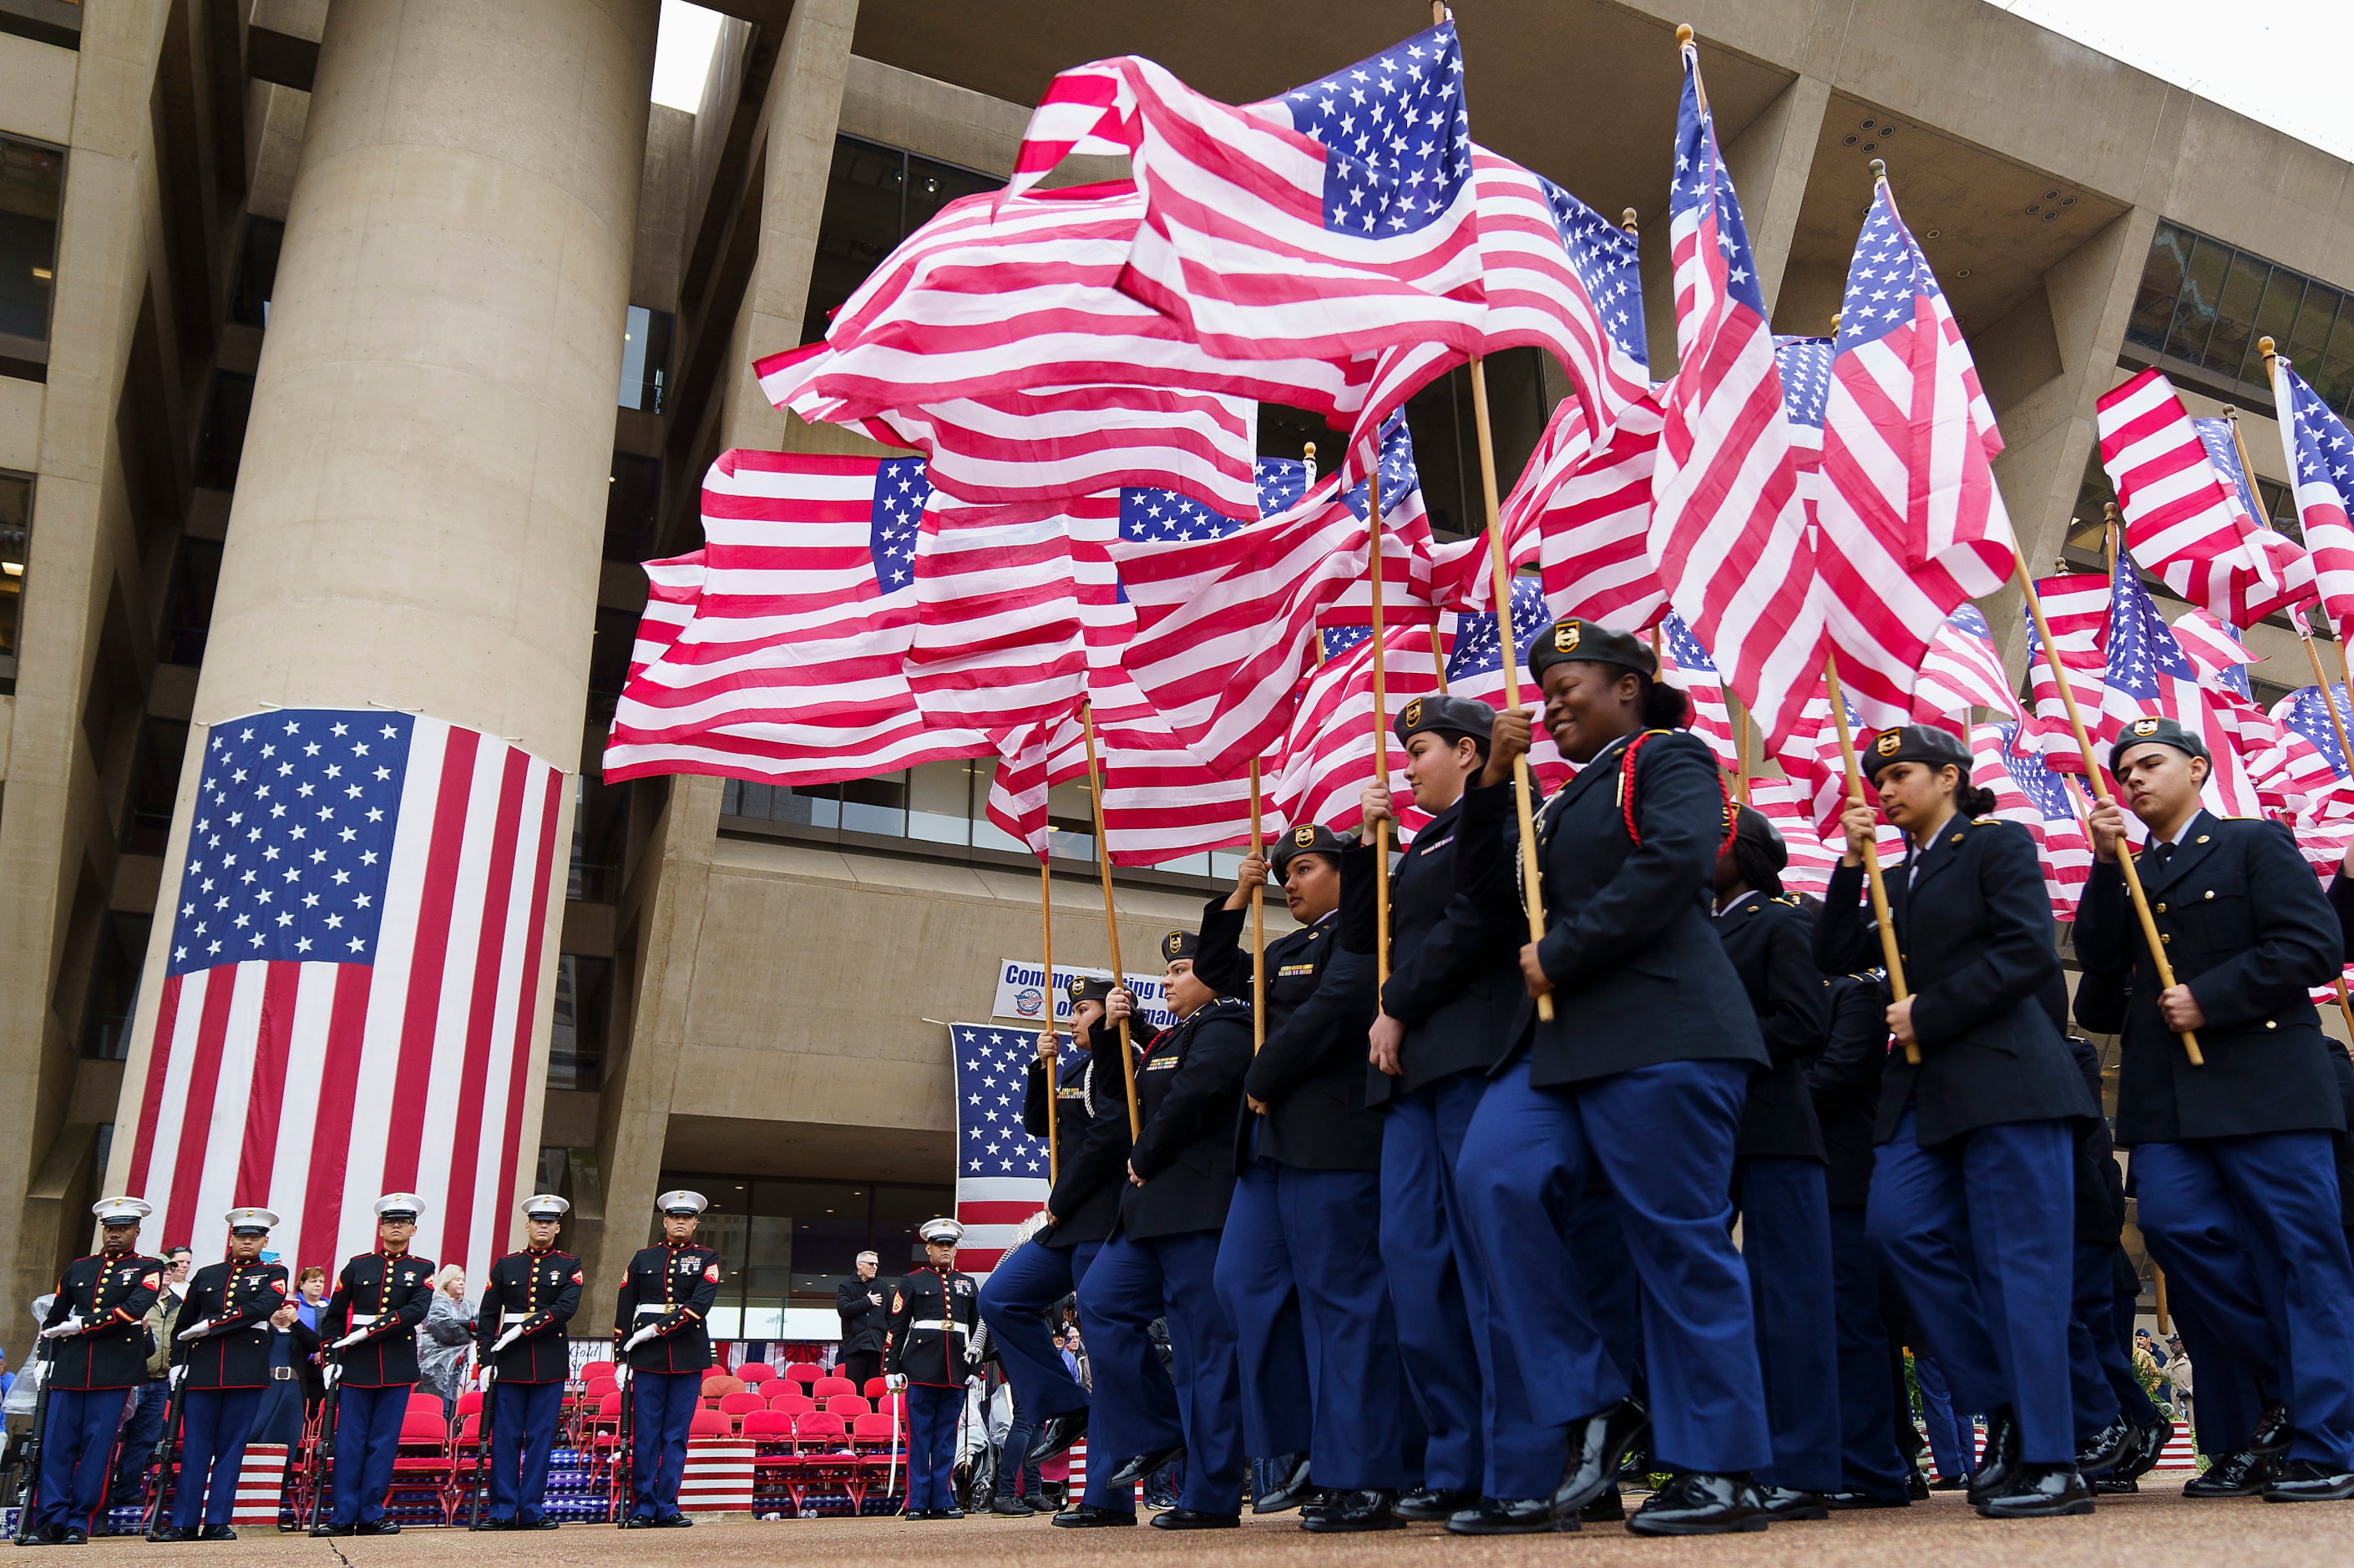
[1617,731,1738,857]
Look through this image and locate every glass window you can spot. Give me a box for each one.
[619,305,672,414]
[230,217,283,329]
[2200,251,2267,383]
[548,953,609,1090]
[2318,297,2354,413]
[907,758,978,845]
[2239,268,2304,387]
[2286,283,2340,384]
[0,468,28,679]
[586,605,638,720]
[80,912,153,1061]
[194,371,256,490]
[2164,235,2230,365]
[2126,222,2191,352]
[802,137,1005,346]
[605,452,660,563]
[0,134,63,362]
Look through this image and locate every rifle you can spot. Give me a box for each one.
[141,1373,189,1540]
[306,1364,341,1532]
[610,1363,634,1525]
[8,1345,53,1544]
[468,1365,494,1530]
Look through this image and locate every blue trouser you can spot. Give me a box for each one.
[1868,1110,2074,1464]
[1566,1188,1646,1402]
[2067,1241,2150,1443]
[1828,1207,1909,1497]
[978,1237,1120,1509]
[2092,1268,2159,1429]
[109,1381,168,1507]
[489,1379,564,1523]
[1459,1056,1771,1476]
[1384,1070,1566,1496]
[1215,1159,1405,1490]
[905,1383,959,1513]
[995,1404,1042,1500]
[1913,1353,1972,1480]
[1076,1230,1243,1515]
[2171,1287,2257,1451]
[170,1387,263,1528]
[37,1387,131,1529]
[2132,1132,2354,1468]
[1737,1156,1842,1494]
[328,1383,409,1525]
[627,1370,701,1519]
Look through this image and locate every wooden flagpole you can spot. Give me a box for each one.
[1079,701,1145,1131]
[1371,458,1392,988]
[1307,443,1327,668]
[1249,759,1266,1054]
[1822,653,1919,1065]
[1729,688,1750,805]
[1040,858,1057,1185]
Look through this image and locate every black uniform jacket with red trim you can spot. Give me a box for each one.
[320,1248,437,1388]
[613,1242,720,1374]
[883,1266,980,1388]
[170,1258,292,1388]
[42,1251,166,1389]
[476,1247,583,1383]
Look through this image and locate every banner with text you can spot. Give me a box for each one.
[991,959,1178,1030]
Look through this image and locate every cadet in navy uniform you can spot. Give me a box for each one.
[312,1193,438,1535]
[1202,822,1401,1531]
[2077,715,2354,1500]
[1358,693,1557,1533]
[978,974,1142,1525]
[1712,807,1840,1517]
[1815,724,2098,1518]
[157,1207,291,1540]
[614,1191,720,1527]
[1454,620,1774,1536]
[31,1196,163,1544]
[885,1218,982,1519]
[473,1194,582,1530]
[1073,930,1253,1529]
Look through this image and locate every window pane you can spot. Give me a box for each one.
[840,771,908,835]
[2127,223,2191,351]
[618,305,673,414]
[803,138,909,346]
[123,716,189,857]
[2286,283,2340,377]
[904,155,1002,237]
[548,953,609,1090]
[0,468,28,670]
[2200,252,2268,382]
[605,452,660,562]
[2237,268,2303,387]
[80,912,152,1061]
[0,135,63,349]
[2320,300,2354,412]
[907,759,975,844]
[194,371,256,490]
[2164,235,2230,364]
[164,537,220,665]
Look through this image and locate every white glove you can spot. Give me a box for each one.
[175,1318,213,1342]
[41,1315,84,1340]
[490,1325,524,1354]
[331,1328,370,1350]
[622,1324,658,1352]
[884,1373,907,1391]
[169,1365,187,1389]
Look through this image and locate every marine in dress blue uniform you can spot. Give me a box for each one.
[885,1219,982,1519]
[1357,694,1561,1533]
[1814,724,2099,1519]
[1711,808,1840,1515]
[473,1195,581,1530]
[157,1208,291,1539]
[1073,931,1253,1529]
[2075,716,2354,1500]
[1454,620,1774,1536]
[614,1191,720,1526]
[311,1193,437,1535]
[1200,821,1401,1531]
[983,975,1145,1525]
[31,1197,163,1543]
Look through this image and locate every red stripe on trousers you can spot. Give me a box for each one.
[382,728,481,1191]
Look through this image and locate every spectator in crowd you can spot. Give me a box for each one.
[0,1345,13,1401]
[1054,1331,1084,1389]
[2164,1339,2194,1422]
[106,1246,191,1525]
[295,1266,327,1328]
[837,1252,890,1392]
[289,1267,329,1420]
[418,1265,476,1419]
[2135,1328,2166,1368]
[252,1297,309,1447]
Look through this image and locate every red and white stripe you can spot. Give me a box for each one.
[125,716,564,1282]
[1972,724,2092,920]
[2267,356,2354,642]
[957,1178,1051,1278]
[2022,572,2112,771]
[630,553,705,685]
[1272,627,1445,839]
[1538,388,1669,630]
[906,493,1096,735]
[1911,607,2023,736]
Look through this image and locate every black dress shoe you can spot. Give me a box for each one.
[354,1519,400,1535]
[653,1512,694,1527]
[58,1529,87,1545]
[1759,1485,1829,1520]
[1027,1409,1088,1466]
[1300,1490,1405,1533]
[1253,1451,1313,1514]
[2076,1417,2134,1475]
[1393,1485,1478,1521]
[1822,1487,1909,1510]
[309,1524,354,1537]
[1578,1490,1625,1522]
[1976,1463,2093,1519]
[524,1518,559,1530]
[1050,1505,1135,1527]
[620,1514,656,1528]
[1968,1409,2021,1505]
[2094,1477,2140,1494]
[2251,1402,2292,1458]
[1149,1507,1238,1530]
[2262,1459,2354,1501]
[1104,1444,1185,1489]
[1552,1398,1651,1522]
[2184,1450,2275,1497]
[1445,1497,1565,1535]
[1628,1473,1769,1536]
[196,1525,236,1542]
[904,1509,938,1520]
[2118,1418,2173,1480]
[989,1495,1035,1516]
[144,1526,193,1543]
[1926,1474,1968,1491]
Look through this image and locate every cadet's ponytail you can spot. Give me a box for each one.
[1956,782,1999,818]
[1638,676,1691,731]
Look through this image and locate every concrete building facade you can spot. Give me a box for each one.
[3,0,2349,1333]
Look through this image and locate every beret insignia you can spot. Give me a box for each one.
[1554,622,1580,653]
[1293,825,1315,847]
[1402,697,1423,727]
[1874,731,1901,757]
[2133,717,2159,736]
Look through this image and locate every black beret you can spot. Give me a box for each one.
[1394,693,1496,749]
[1731,805,1787,873]
[1860,723,1972,785]
[1271,822,1350,878]
[1526,617,1658,683]
[2108,715,2210,776]
[1064,974,1114,1008]
[1161,928,1200,964]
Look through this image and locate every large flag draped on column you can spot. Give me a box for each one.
[126,711,566,1281]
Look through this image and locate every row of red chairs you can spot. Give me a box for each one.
[574,1358,836,1389]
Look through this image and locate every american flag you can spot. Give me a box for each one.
[125,710,565,1282]
[1272,625,1445,839]
[628,552,704,685]
[2098,552,2261,815]
[1815,179,2016,730]
[1774,336,1831,506]
[1318,415,1436,629]
[2021,570,2112,770]
[1446,580,1575,791]
[1011,20,1486,363]
[1649,38,1823,752]
[1658,612,1739,772]
[1746,775,1881,898]
[1442,396,1587,615]
[2267,357,2354,640]
[1912,604,2024,735]
[948,1024,1056,1277]
[906,493,1096,734]
[1974,722,2092,919]
[603,450,992,786]
[2270,683,2354,822]
[1536,387,1669,630]
[1773,686,1869,840]
[2097,367,2313,630]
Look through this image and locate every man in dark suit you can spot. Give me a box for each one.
[836,1252,890,1393]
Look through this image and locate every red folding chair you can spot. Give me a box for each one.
[811,1376,857,1402]
[446,1414,490,1520]
[384,1409,458,1525]
[768,1390,814,1418]
[851,1411,901,1510]
[743,1410,797,1515]
[823,1394,869,1419]
[863,1377,891,1401]
[788,1411,852,1515]
[784,1363,825,1387]
[689,1406,733,1441]
[718,1391,766,1432]
[454,1389,486,1423]
[737,1362,777,1389]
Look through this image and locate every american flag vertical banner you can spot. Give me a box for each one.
[949,1024,1055,1278]
[121,709,567,1286]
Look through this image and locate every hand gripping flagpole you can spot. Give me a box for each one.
[1080,700,1144,1134]
[1040,857,1058,1186]
[2013,550,2203,1065]
[1822,652,1920,1065]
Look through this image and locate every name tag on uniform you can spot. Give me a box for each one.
[1145,1054,1181,1070]
[1277,964,1317,977]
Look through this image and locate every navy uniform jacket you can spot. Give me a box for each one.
[1714,890,1829,1161]
[321,1249,436,1388]
[1197,892,1382,1171]
[614,1242,721,1374]
[475,1248,581,1383]
[1460,730,1766,1085]
[41,1252,165,1390]
[2074,810,2344,1144]
[1364,795,1526,1103]
[886,1266,980,1387]
[171,1259,291,1388]
[1025,1013,1133,1247]
[1808,974,1891,1207]
[1121,998,1253,1240]
[1814,815,2095,1146]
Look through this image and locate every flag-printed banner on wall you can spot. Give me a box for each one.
[949,1024,1057,1276]
[126,710,566,1284]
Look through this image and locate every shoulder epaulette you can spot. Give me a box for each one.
[1972,815,2000,825]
